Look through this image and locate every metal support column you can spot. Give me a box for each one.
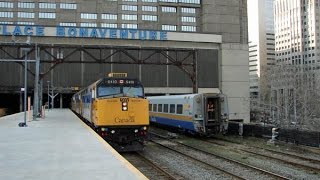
[33,44,40,120]
[192,50,198,93]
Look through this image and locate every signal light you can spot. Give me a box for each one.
[122,102,128,111]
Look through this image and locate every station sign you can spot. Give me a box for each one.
[0,25,222,43]
[0,25,167,41]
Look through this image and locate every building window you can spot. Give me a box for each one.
[17,22,34,25]
[101,23,117,28]
[0,2,13,8]
[101,14,117,20]
[181,25,196,32]
[162,24,176,31]
[0,12,13,18]
[181,7,196,13]
[59,22,77,27]
[80,23,97,27]
[39,12,56,19]
[81,13,97,19]
[179,0,200,3]
[181,16,196,22]
[18,2,35,9]
[142,15,157,21]
[122,5,137,11]
[121,23,137,29]
[0,21,13,24]
[39,3,56,9]
[162,7,176,12]
[142,0,157,2]
[122,14,137,21]
[160,0,178,2]
[142,6,157,12]
[18,12,35,19]
[60,3,77,9]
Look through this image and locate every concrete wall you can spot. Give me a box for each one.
[220,43,250,123]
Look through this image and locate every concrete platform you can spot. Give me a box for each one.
[0,109,147,180]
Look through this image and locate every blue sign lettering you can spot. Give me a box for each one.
[110,29,117,38]
[2,25,169,41]
[90,28,98,38]
[24,26,33,36]
[129,30,137,39]
[149,31,157,40]
[160,31,167,40]
[79,28,88,37]
[56,26,65,37]
[99,28,107,38]
[36,26,44,36]
[13,26,22,35]
[68,28,77,37]
[139,30,147,40]
[120,29,128,39]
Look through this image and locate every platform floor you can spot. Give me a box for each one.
[0,109,147,180]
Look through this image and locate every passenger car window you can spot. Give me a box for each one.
[169,104,175,113]
[153,104,157,112]
[177,104,183,114]
[149,104,152,111]
[158,104,163,112]
[163,104,168,113]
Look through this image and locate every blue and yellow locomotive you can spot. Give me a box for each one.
[71,73,149,152]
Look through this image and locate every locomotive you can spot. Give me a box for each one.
[148,92,228,136]
[71,73,149,152]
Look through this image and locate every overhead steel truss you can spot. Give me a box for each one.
[0,43,199,92]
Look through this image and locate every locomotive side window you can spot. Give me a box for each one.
[158,104,163,112]
[176,104,183,114]
[163,104,168,113]
[153,104,157,112]
[149,104,152,111]
[169,104,175,113]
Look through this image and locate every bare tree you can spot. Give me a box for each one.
[268,64,320,131]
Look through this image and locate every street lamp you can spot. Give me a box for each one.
[19,48,31,127]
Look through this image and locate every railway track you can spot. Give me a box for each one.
[121,152,182,180]
[150,132,290,180]
[203,139,320,172]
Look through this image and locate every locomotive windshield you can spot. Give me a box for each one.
[97,78,144,98]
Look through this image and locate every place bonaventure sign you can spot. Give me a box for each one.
[0,25,168,41]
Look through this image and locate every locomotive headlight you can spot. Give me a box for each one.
[134,129,138,133]
[122,102,128,111]
[101,127,105,131]
[111,130,115,134]
[142,126,147,130]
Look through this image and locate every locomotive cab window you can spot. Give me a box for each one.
[97,78,144,98]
